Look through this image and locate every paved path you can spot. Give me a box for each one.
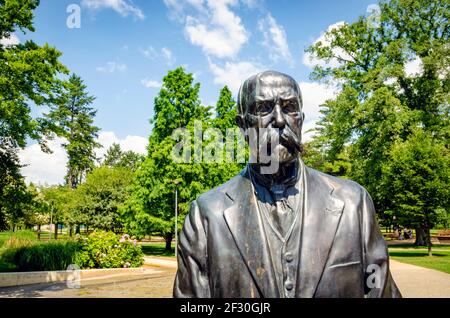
[389,260,450,298]
[0,258,448,298]
[0,264,176,298]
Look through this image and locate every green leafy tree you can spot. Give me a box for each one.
[306,0,449,247]
[0,0,68,228]
[40,185,78,238]
[48,74,100,188]
[122,69,244,251]
[102,143,144,171]
[122,68,207,250]
[74,166,134,232]
[381,130,449,255]
[0,0,68,150]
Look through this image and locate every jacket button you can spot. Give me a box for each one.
[285,252,293,262]
[285,281,293,291]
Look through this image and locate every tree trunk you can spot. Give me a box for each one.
[164,234,173,252]
[414,228,428,246]
[75,225,80,235]
[37,224,41,240]
[69,226,73,237]
[54,223,58,240]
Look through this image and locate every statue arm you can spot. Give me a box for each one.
[361,189,402,298]
[173,200,211,298]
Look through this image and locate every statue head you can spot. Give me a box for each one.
[236,70,305,168]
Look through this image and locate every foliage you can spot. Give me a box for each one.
[12,240,79,271]
[74,166,134,231]
[0,0,69,230]
[121,69,244,249]
[0,0,68,149]
[40,185,82,230]
[0,140,33,230]
[75,231,143,269]
[102,143,144,171]
[47,74,100,188]
[305,0,449,246]
[381,130,449,232]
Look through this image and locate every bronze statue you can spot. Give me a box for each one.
[173,70,401,298]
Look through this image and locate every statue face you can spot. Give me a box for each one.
[239,71,304,165]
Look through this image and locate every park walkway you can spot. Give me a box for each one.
[0,257,448,298]
[389,260,450,298]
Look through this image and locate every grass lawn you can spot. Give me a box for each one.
[388,247,450,274]
[140,242,175,257]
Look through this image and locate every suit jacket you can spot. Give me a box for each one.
[173,164,402,298]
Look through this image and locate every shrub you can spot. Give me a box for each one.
[0,230,144,272]
[75,231,144,269]
[12,241,80,271]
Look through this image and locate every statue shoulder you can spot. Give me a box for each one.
[305,166,367,198]
[194,171,245,216]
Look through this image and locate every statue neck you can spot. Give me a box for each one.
[249,158,300,191]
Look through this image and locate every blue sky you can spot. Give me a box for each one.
[15,0,380,185]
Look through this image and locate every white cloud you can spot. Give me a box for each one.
[96,61,127,73]
[241,0,261,8]
[299,82,339,141]
[258,14,293,65]
[19,137,68,186]
[404,56,424,78]
[140,46,176,65]
[81,0,145,20]
[141,78,162,89]
[303,21,353,69]
[161,47,176,65]
[19,132,148,186]
[0,34,20,47]
[208,59,262,93]
[95,131,148,160]
[164,0,248,59]
[140,46,158,59]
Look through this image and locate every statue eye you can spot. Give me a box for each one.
[257,101,273,114]
[283,100,298,113]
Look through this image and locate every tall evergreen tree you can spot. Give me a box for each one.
[122,71,246,251]
[48,74,100,188]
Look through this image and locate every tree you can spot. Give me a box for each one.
[381,130,449,255]
[102,143,144,171]
[75,166,133,232]
[0,0,68,150]
[48,74,100,188]
[121,70,244,251]
[214,85,237,130]
[0,139,36,231]
[122,68,206,250]
[305,0,449,248]
[0,0,68,228]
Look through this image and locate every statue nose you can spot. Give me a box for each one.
[272,104,286,128]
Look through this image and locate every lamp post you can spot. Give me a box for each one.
[173,179,181,259]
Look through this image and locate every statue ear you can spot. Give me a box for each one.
[236,115,246,129]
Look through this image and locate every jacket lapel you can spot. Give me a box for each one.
[222,168,279,298]
[297,168,345,297]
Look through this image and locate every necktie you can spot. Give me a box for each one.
[270,185,293,238]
